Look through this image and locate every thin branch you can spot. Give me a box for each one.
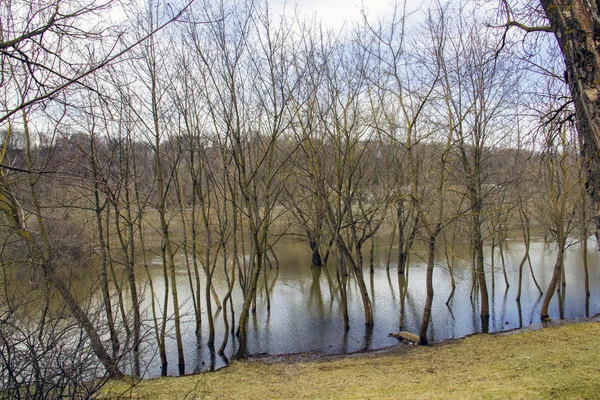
[493,20,553,33]
[0,0,197,125]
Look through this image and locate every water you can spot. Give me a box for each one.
[132,237,600,377]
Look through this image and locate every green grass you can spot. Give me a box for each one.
[103,322,600,399]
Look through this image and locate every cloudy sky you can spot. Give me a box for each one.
[273,0,423,29]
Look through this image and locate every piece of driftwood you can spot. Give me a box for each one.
[389,331,420,344]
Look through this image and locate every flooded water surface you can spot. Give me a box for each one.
[134,238,600,377]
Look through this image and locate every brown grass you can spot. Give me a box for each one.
[103,322,600,399]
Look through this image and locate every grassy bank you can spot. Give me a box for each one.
[104,322,600,399]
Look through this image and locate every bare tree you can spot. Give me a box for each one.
[539,113,582,320]
[441,8,519,330]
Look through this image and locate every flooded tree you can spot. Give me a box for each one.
[2,0,600,390]
[539,116,582,320]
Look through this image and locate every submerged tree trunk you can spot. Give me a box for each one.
[337,237,374,326]
[498,234,509,289]
[541,232,567,320]
[386,222,397,271]
[445,249,456,305]
[516,211,531,302]
[583,225,591,296]
[418,235,436,345]
[235,234,263,358]
[309,236,323,267]
[581,180,591,296]
[335,250,350,330]
[473,213,490,330]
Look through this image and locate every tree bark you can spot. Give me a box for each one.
[540,0,600,245]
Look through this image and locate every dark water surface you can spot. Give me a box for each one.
[133,238,600,377]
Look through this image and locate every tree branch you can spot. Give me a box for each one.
[499,20,553,33]
[0,0,197,125]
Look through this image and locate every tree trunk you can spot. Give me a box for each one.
[541,234,566,320]
[473,215,490,328]
[309,236,323,267]
[336,237,374,326]
[49,268,123,379]
[516,217,530,302]
[418,236,436,345]
[386,222,397,271]
[540,1,600,245]
[235,233,263,359]
[336,250,350,330]
[369,235,376,274]
[583,229,591,296]
[93,195,119,359]
[498,236,509,288]
[398,273,407,330]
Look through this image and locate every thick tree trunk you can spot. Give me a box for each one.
[541,0,600,246]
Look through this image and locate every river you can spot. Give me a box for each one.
[128,237,600,377]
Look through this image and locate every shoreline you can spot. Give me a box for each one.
[104,320,600,399]
[242,313,600,366]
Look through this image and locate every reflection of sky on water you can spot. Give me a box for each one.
[133,238,600,377]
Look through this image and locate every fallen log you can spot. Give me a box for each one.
[389,331,420,344]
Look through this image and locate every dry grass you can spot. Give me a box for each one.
[103,322,600,399]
